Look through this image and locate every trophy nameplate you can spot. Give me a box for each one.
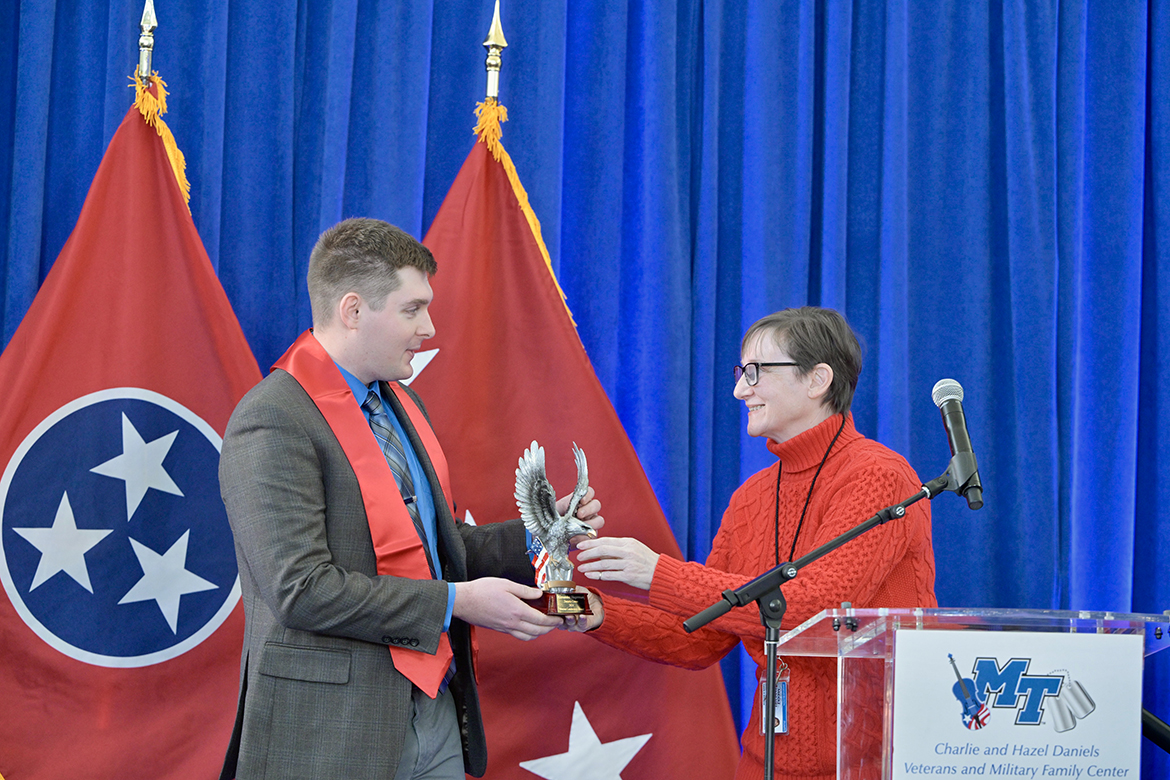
[529,581,592,616]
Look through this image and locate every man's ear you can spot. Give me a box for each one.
[337,292,362,331]
[808,363,834,402]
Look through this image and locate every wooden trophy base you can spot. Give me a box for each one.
[529,581,592,616]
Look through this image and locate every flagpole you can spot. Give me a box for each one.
[482,0,507,99]
[137,0,157,80]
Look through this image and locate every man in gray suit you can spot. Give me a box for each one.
[218,218,600,780]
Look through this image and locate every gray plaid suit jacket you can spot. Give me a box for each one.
[218,369,533,779]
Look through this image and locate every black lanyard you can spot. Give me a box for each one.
[773,413,848,566]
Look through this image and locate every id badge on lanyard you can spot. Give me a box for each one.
[759,659,790,735]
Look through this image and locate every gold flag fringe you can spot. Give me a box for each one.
[131,72,191,207]
[474,99,574,324]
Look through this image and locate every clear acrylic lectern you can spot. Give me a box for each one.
[774,607,1170,779]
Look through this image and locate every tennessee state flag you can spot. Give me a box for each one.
[0,77,259,778]
[413,100,740,778]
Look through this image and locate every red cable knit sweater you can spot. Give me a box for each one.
[589,413,937,780]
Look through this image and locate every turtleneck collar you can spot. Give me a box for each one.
[765,412,859,473]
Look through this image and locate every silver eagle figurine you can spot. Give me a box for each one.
[514,440,596,586]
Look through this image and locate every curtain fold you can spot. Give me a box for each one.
[1,1,1165,770]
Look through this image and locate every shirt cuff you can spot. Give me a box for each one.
[648,554,693,613]
[442,582,456,632]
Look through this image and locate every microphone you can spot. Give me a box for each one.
[931,379,984,510]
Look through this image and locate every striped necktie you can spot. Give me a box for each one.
[361,388,438,579]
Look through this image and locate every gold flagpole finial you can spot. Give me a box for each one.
[482,0,508,100]
[137,0,158,80]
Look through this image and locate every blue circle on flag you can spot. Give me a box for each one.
[0,389,239,667]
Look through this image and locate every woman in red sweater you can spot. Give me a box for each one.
[575,307,937,780]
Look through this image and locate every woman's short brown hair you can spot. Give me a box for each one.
[741,307,862,415]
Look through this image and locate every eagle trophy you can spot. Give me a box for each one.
[514,441,596,614]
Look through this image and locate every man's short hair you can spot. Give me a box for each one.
[742,307,862,416]
[307,218,438,327]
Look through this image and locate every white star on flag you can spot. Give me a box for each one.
[519,701,652,780]
[90,412,184,520]
[119,530,216,633]
[13,492,112,593]
[402,348,439,386]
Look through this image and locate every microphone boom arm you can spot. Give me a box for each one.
[683,485,933,635]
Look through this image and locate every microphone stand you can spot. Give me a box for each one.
[683,472,957,780]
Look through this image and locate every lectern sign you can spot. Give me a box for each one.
[891,630,1142,778]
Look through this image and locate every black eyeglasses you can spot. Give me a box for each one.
[733,362,800,386]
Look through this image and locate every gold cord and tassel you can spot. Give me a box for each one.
[131,72,191,207]
[474,98,573,321]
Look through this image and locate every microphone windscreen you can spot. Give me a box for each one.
[931,378,964,408]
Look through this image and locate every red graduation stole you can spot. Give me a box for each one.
[273,330,453,697]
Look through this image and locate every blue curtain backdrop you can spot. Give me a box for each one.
[2,0,1166,770]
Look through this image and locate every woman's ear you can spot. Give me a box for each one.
[808,363,834,402]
